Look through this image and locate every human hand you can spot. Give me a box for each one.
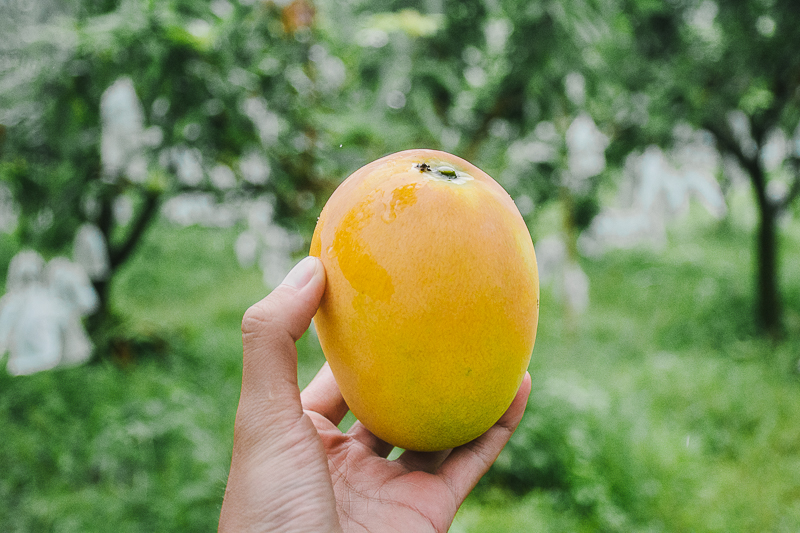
[218,256,532,533]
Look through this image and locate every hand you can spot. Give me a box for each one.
[219,256,532,533]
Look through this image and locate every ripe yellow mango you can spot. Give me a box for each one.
[310,149,539,451]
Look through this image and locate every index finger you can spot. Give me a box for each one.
[300,362,349,426]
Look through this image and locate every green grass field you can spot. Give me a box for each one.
[2,203,800,532]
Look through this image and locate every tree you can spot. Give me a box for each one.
[621,0,800,337]
[0,0,351,327]
[321,0,629,235]
[1,0,678,353]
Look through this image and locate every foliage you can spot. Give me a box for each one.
[0,0,628,313]
[617,0,800,336]
[0,223,326,532]
[2,0,800,530]
[3,0,800,338]
[0,0,353,312]
[466,208,800,531]
[2,210,800,531]
[321,0,625,226]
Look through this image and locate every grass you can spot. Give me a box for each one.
[455,207,800,532]
[2,204,800,532]
[0,224,326,532]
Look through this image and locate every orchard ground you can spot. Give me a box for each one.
[2,199,800,532]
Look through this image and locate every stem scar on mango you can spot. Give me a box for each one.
[415,162,458,180]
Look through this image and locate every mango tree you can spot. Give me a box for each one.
[620,0,800,337]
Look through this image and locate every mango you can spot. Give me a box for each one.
[310,149,539,451]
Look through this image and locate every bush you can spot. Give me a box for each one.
[477,373,658,532]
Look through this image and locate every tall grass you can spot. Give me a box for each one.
[2,209,800,532]
[0,224,325,532]
[457,208,800,532]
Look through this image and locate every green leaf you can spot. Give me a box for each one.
[367,9,444,38]
[739,80,774,115]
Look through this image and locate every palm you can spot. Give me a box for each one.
[309,411,458,533]
[300,364,530,533]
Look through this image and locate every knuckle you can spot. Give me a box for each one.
[241,299,279,337]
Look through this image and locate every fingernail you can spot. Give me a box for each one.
[282,256,318,289]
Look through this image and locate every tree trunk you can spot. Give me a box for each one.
[704,119,786,338]
[754,199,782,338]
[87,189,161,335]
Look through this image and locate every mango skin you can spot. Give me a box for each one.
[310,149,539,451]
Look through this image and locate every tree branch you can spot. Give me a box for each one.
[703,118,769,209]
[108,189,162,270]
[781,156,800,211]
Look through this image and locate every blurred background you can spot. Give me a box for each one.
[1,0,800,530]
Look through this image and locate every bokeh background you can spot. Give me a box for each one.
[2,0,800,530]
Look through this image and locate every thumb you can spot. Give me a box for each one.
[239,256,326,420]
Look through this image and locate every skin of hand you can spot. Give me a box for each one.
[218,256,532,533]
